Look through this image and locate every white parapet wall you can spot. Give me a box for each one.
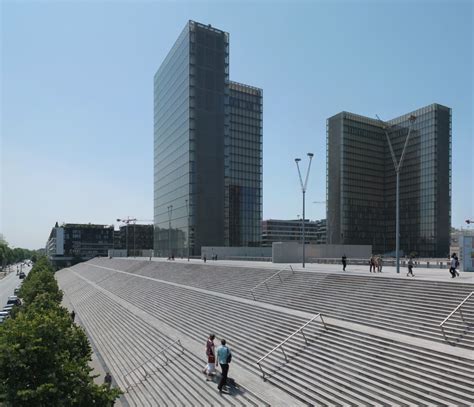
[272,242,372,263]
[201,246,272,260]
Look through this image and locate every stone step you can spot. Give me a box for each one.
[58,264,474,406]
[88,260,474,349]
[57,270,268,406]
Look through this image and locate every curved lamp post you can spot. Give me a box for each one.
[295,153,314,268]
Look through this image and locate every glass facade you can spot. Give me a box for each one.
[226,82,263,246]
[327,104,451,257]
[154,22,191,257]
[154,21,262,256]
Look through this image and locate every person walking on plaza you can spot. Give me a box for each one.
[217,339,232,393]
[70,310,75,322]
[377,256,383,273]
[407,257,415,277]
[342,255,347,271]
[104,372,112,389]
[202,334,216,380]
[449,253,459,278]
[369,256,376,273]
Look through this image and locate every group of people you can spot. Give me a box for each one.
[369,255,384,273]
[202,254,218,263]
[202,334,233,393]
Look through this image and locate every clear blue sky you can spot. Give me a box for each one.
[1,0,472,249]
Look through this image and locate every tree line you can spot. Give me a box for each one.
[0,235,40,268]
[0,257,122,406]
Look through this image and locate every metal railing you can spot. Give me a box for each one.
[439,291,474,339]
[124,339,184,389]
[256,313,327,379]
[250,265,294,300]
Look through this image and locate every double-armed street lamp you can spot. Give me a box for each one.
[295,153,314,268]
[376,114,416,274]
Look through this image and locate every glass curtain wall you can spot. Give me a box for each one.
[226,82,263,247]
[154,24,191,257]
[327,104,451,257]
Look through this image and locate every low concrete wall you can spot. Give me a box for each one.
[272,242,372,263]
[108,249,128,258]
[201,246,272,260]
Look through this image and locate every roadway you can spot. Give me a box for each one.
[0,264,30,307]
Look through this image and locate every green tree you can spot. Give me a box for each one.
[19,269,63,306]
[0,295,121,406]
[0,243,13,268]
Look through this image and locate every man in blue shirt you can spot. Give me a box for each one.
[216,339,232,392]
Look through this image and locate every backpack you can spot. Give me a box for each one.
[223,346,232,363]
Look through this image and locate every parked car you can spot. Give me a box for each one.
[3,305,14,312]
[14,287,20,295]
[19,271,26,279]
[0,311,9,320]
[6,296,21,306]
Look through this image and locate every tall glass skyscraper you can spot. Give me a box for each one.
[327,103,451,257]
[154,21,262,256]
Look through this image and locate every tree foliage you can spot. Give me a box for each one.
[0,259,122,406]
[0,238,39,268]
[19,269,63,307]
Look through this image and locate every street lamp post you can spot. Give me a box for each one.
[377,114,416,274]
[185,199,190,261]
[167,205,173,258]
[133,222,136,257]
[295,153,314,268]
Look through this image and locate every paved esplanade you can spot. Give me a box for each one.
[142,256,474,284]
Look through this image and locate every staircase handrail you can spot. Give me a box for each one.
[439,291,474,338]
[250,265,294,300]
[124,339,184,387]
[256,313,327,379]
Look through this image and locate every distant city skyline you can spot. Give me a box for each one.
[2,1,472,249]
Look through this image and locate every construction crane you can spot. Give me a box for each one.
[116,217,153,257]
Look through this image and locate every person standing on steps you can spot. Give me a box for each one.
[407,257,415,277]
[217,339,232,393]
[202,334,216,380]
[342,254,347,271]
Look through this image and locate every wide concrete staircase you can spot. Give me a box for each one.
[88,258,474,350]
[57,260,474,406]
[57,269,268,406]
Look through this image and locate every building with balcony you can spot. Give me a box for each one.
[261,219,327,247]
[46,222,114,269]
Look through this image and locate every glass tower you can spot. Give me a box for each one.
[154,21,262,256]
[327,103,451,257]
[226,82,263,247]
